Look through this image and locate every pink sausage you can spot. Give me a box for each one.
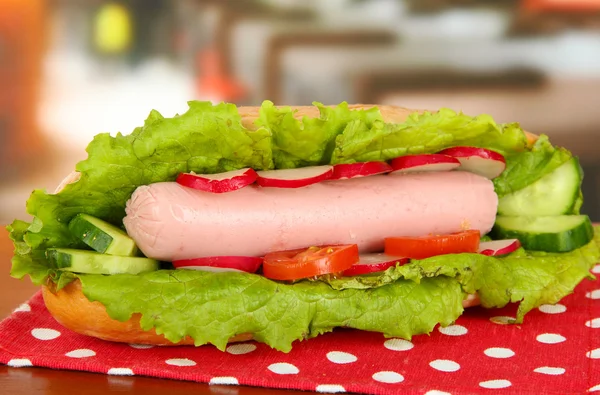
[123,172,498,261]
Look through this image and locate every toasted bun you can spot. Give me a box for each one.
[42,280,253,346]
[44,104,528,346]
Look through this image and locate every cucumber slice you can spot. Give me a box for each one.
[492,215,593,252]
[498,158,582,216]
[69,214,138,256]
[46,248,158,275]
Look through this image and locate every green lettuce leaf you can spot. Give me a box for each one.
[256,101,382,168]
[493,134,574,197]
[331,109,528,164]
[77,269,464,352]
[7,220,52,285]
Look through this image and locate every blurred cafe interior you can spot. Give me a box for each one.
[2,0,600,227]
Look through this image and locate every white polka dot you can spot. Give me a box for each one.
[429,359,460,372]
[165,358,196,367]
[13,303,31,313]
[226,343,257,355]
[490,316,515,325]
[438,324,468,336]
[587,348,600,359]
[479,379,511,389]
[536,333,566,344]
[7,358,32,367]
[384,338,414,351]
[268,362,299,375]
[65,349,96,358]
[209,377,239,385]
[31,328,61,340]
[484,347,515,359]
[108,368,134,376]
[587,289,600,299]
[592,264,600,274]
[538,304,566,314]
[589,383,600,392]
[372,371,404,384]
[129,344,154,349]
[326,351,357,364]
[425,391,451,395]
[533,366,565,375]
[586,318,600,328]
[316,384,346,393]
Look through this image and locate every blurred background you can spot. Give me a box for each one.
[2,0,600,228]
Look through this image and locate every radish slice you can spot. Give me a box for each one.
[172,256,263,273]
[330,161,392,180]
[175,266,244,273]
[256,165,334,188]
[478,239,521,256]
[389,154,460,174]
[177,168,258,193]
[342,253,409,276]
[437,147,506,179]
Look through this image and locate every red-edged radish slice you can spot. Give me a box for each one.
[175,266,244,273]
[437,147,506,179]
[330,161,393,180]
[389,154,460,174]
[256,165,334,188]
[177,168,258,193]
[173,256,263,273]
[342,253,409,276]
[478,239,521,256]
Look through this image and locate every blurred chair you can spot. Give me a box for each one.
[405,0,519,13]
[264,29,397,104]
[355,68,545,104]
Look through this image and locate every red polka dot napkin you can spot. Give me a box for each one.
[2,265,600,395]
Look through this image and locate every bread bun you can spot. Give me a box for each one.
[42,280,253,346]
[43,104,528,346]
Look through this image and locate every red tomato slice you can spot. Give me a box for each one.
[262,245,359,281]
[384,230,481,259]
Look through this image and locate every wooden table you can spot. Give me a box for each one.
[0,228,306,394]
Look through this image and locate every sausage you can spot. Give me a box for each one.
[123,171,498,261]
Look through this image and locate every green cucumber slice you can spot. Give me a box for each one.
[46,248,159,275]
[498,157,582,216]
[492,215,593,252]
[69,214,138,256]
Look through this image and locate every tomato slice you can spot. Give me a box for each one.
[262,245,359,281]
[384,230,481,259]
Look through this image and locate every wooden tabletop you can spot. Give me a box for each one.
[0,227,307,394]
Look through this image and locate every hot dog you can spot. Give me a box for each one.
[7,101,599,352]
[124,172,497,261]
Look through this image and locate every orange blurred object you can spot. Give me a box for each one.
[195,48,247,102]
[0,0,47,172]
[523,0,600,12]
